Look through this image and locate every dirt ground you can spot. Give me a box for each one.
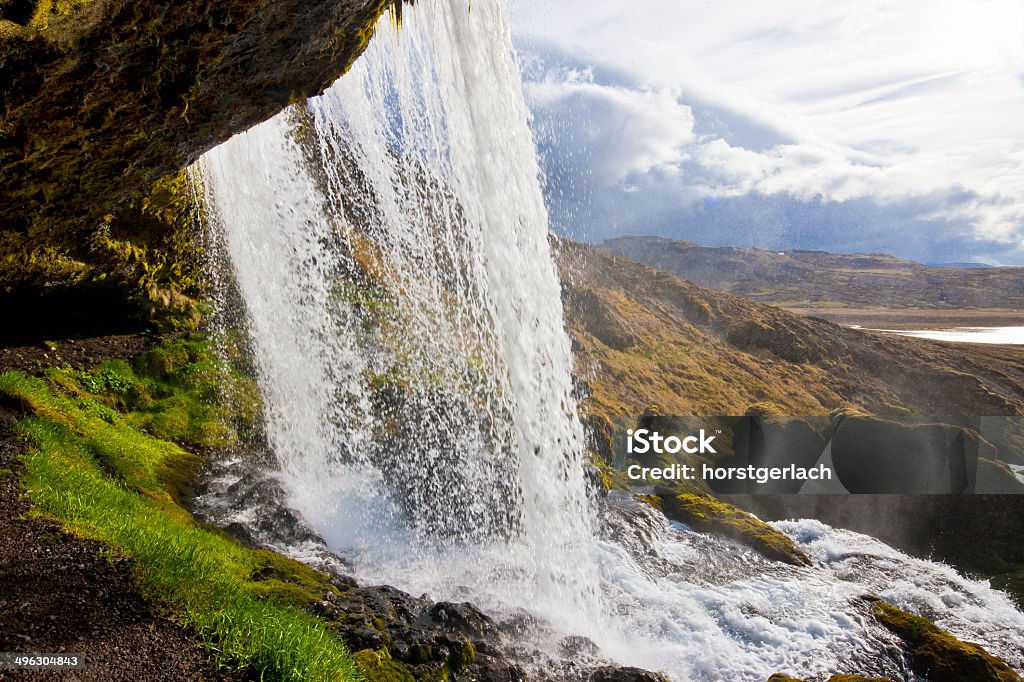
[0,335,156,376]
[0,335,249,681]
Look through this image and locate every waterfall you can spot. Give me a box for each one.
[201,0,601,634]
[197,1,1024,680]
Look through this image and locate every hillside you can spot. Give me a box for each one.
[558,238,1024,421]
[557,238,1024,608]
[602,236,1024,326]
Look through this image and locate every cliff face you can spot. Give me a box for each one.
[1,0,398,329]
[2,0,393,234]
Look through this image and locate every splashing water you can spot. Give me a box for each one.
[201,0,600,636]
[198,1,1024,679]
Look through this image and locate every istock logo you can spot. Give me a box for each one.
[627,428,717,455]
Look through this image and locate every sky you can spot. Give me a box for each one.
[510,0,1024,264]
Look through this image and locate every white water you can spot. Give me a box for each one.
[199,1,1024,680]
[202,0,600,635]
[863,326,1024,344]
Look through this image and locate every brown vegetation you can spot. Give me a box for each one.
[603,236,1024,314]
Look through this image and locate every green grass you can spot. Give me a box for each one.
[0,348,362,681]
[45,335,261,449]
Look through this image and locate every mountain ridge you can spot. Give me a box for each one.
[601,235,1024,315]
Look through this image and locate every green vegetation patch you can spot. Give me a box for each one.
[47,335,261,451]
[869,598,1019,682]
[0,340,362,681]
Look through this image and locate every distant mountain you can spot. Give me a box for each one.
[601,236,1024,311]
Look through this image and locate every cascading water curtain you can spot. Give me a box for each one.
[201,0,603,636]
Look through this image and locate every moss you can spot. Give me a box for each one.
[44,335,261,449]
[0,170,206,331]
[244,548,339,609]
[765,671,892,675]
[27,0,94,30]
[447,640,474,672]
[2,0,403,329]
[592,459,616,494]
[354,648,417,682]
[0,368,360,680]
[653,493,811,566]
[869,598,1019,682]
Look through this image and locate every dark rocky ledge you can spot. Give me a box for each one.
[1,0,396,241]
[1,0,408,333]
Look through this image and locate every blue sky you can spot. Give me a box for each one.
[510,0,1024,264]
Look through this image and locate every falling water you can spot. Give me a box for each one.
[201,0,601,634]
[198,1,1024,679]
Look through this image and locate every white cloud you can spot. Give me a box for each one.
[525,72,696,185]
[512,0,1024,259]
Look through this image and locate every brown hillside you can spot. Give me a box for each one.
[557,238,1024,603]
[557,238,1024,422]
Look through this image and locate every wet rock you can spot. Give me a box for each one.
[428,601,496,638]
[651,493,812,566]
[321,580,523,680]
[193,458,327,549]
[864,596,1020,682]
[225,476,326,546]
[222,521,257,548]
[589,665,668,682]
[559,634,600,659]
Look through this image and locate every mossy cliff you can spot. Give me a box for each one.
[1,0,403,330]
